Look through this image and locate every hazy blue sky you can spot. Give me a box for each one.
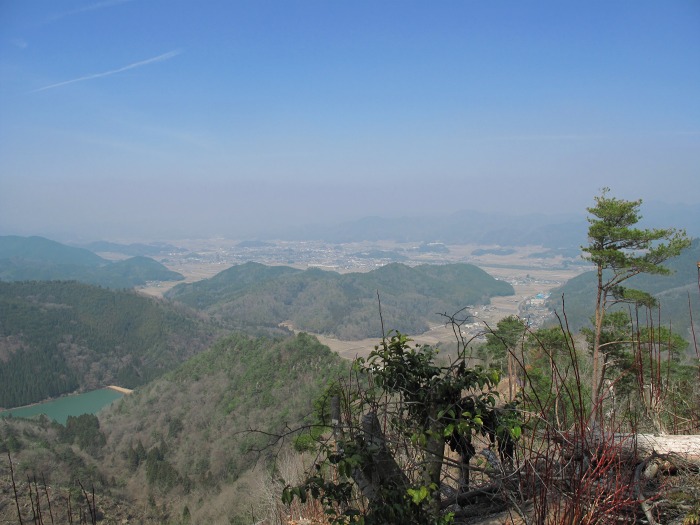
[1,1,699,240]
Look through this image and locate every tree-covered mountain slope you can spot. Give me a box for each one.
[166,261,515,339]
[0,281,219,408]
[98,332,348,524]
[0,235,184,288]
[547,238,700,347]
[92,255,184,288]
[0,235,106,266]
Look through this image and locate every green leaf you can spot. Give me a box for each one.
[281,487,294,505]
[407,485,430,505]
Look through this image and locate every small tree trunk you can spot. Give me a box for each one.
[421,405,446,516]
[591,263,605,425]
[353,412,409,505]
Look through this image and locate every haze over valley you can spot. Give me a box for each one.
[2,1,699,523]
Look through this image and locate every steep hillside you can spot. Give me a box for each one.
[98,332,348,524]
[0,235,184,288]
[166,262,515,339]
[547,238,700,348]
[0,281,219,408]
[0,332,348,524]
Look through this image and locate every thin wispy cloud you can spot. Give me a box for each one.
[31,50,181,93]
[70,0,135,15]
[46,0,135,24]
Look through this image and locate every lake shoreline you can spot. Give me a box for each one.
[0,387,130,424]
[106,385,134,394]
[1,385,133,413]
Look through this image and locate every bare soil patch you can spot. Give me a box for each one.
[106,385,134,394]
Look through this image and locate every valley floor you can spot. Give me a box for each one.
[133,240,585,358]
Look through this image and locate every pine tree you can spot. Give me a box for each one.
[582,188,690,424]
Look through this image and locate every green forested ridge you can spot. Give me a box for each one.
[166,261,302,308]
[0,235,184,288]
[97,332,348,523]
[0,235,105,266]
[0,281,218,408]
[166,261,514,339]
[547,238,700,345]
[0,256,184,288]
[0,259,511,408]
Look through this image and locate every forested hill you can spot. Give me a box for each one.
[0,281,219,408]
[0,235,105,265]
[547,238,700,346]
[0,235,184,288]
[166,261,514,339]
[98,332,348,524]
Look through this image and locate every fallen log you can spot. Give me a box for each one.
[626,434,700,464]
[552,430,700,465]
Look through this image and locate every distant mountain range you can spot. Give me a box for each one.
[276,210,587,247]
[0,235,184,288]
[270,201,700,247]
[4,201,697,248]
[166,261,514,339]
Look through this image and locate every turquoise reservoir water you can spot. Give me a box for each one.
[0,389,124,425]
